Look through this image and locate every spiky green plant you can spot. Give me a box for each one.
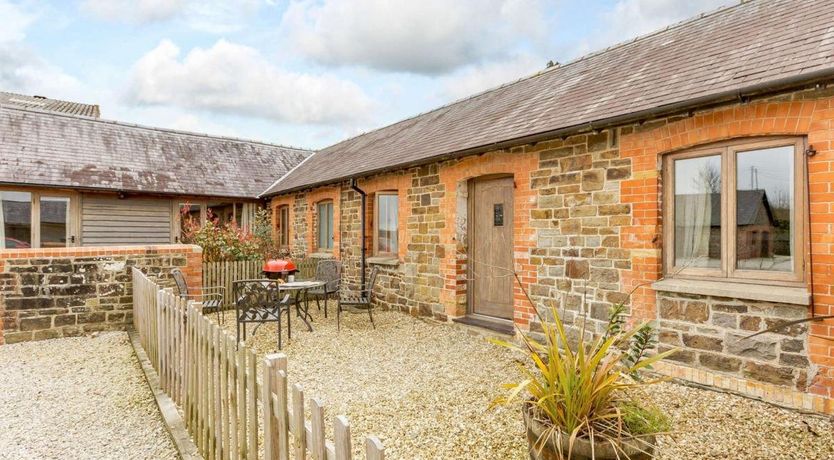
[492,286,675,459]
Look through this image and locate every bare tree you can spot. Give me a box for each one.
[694,163,721,194]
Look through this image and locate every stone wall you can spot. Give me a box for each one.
[657,292,812,391]
[0,245,203,344]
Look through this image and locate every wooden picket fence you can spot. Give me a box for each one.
[132,268,385,460]
[202,258,319,307]
[203,260,265,308]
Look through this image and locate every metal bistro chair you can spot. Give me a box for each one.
[171,268,225,323]
[308,259,342,318]
[233,279,294,349]
[337,266,380,331]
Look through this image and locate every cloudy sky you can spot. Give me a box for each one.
[1,0,735,149]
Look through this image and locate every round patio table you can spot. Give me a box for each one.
[280,280,325,332]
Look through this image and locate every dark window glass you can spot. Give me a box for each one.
[674,155,722,269]
[736,146,794,272]
[1,191,32,248]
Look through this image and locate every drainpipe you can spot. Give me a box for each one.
[350,178,367,291]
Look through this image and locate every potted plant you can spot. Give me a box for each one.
[493,299,674,460]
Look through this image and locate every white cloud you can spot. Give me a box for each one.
[438,54,545,102]
[0,45,82,96]
[0,1,82,98]
[81,0,263,32]
[0,0,35,43]
[125,39,374,125]
[81,0,186,24]
[282,0,547,75]
[181,0,262,34]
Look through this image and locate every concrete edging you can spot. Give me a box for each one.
[128,329,202,460]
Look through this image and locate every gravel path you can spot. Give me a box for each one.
[235,306,834,460]
[0,332,179,460]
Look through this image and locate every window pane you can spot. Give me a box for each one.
[279,207,289,246]
[40,196,69,248]
[207,201,234,225]
[318,202,333,249]
[180,203,201,240]
[674,155,722,269]
[0,191,32,248]
[377,194,398,254]
[736,146,794,272]
[235,204,243,225]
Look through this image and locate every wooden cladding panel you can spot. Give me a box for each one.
[82,196,172,246]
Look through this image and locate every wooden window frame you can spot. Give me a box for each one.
[373,191,399,258]
[174,200,261,243]
[316,200,334,251]
[277,205,290,248]
[662,137,806,286]
[0,187,79,249]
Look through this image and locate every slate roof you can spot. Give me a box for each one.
[0,106,311,199]
[0,91,100,118]
[262,0,834,196]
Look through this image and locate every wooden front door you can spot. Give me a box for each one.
[469,176,514,319]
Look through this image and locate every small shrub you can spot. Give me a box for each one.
[492,280,676,459]
[619,401,671,436]
[181,205,276,262]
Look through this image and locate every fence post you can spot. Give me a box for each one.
[263,354,282,460]
[246,349,257,460]
[366,437,385,460]
[292,384,306,459]
[274,354,290,460]
[276,369,290,460]
[334,416,351,460]
[310,399,326,460]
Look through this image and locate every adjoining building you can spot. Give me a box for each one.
[0,103,310,248]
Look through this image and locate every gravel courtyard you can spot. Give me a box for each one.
[0,332,178,460]
[234,306,834,460]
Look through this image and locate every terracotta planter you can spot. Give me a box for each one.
[523,404,656,460]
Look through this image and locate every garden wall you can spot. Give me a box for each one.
[0,244,202,344]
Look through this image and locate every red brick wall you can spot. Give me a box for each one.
[0,244,202,345]
[620,94,834,405]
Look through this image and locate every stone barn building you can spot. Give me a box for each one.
[261,0,834,413]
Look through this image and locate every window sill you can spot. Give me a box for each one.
[651,278,810,306]
[367,256,399,266]
[310,252,334,259]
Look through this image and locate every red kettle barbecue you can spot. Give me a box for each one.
[262,259,298,280]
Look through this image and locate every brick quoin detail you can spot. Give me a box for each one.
[436,149,539,326]
[620,95,834,405]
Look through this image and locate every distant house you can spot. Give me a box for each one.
[0,91,100,118]
[0,103,310,248]
[674,190,777,263]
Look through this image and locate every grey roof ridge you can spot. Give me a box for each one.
[319,0,744,151]
[0,103,313,153]
[258,149,321,198]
